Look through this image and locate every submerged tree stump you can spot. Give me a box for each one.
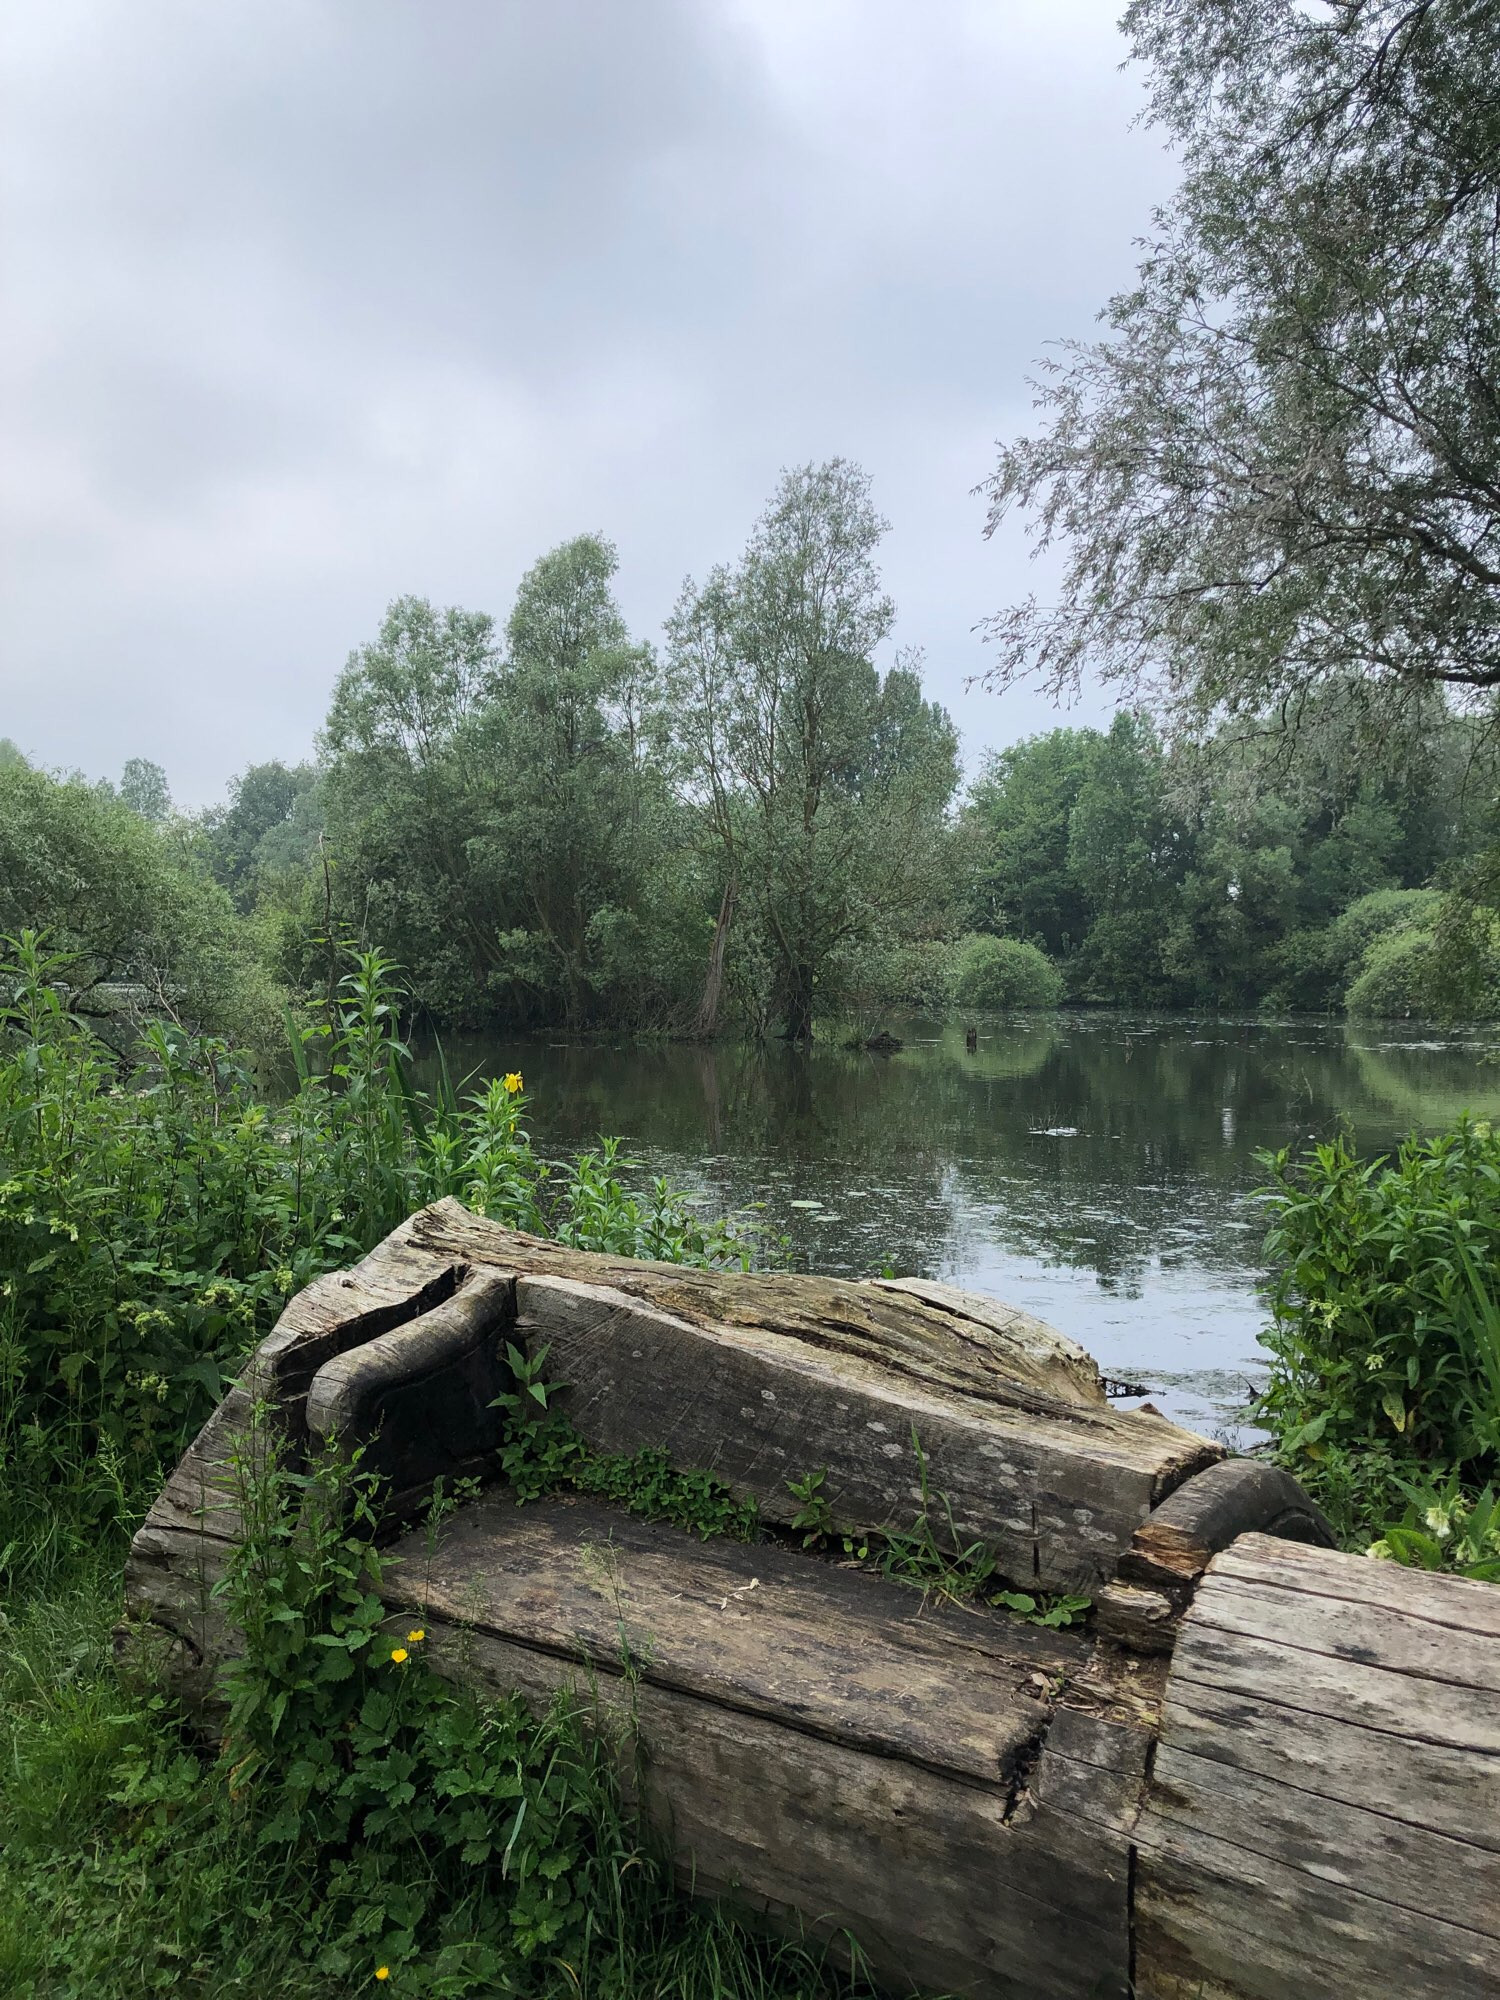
[126,1200,1500,2000]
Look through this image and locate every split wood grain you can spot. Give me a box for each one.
[377,1491,1148,1783]
[382,1492,1142,2000]
[1135,1532,1500,2000]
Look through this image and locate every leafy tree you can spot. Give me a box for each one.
[962,729,1098,956]
[321,595,503,1013]
[0,739,27,770]
[319,558,693,1029]
[979,0,1500,730]
[1067,713,1187,1001]
[200,760,321,910]
[119,757,172,823]
[0,762,277,1049]
[471,536,673,1026]
[665,462,958,1040]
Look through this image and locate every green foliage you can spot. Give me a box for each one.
[659,464,960,1040]
[955,703,1498,1015]
[1323,889,1442,992]
[1344,927,1438,1021]
[197,760,322,914]
[952,934,1063,1012]
[494,1341,760,1538]
[216,1424,659,1989]
[1256,1119,1500,1547]
[963,728,1097,955]
[118,758,172,824]
[1345,898,1500,1023]
[0,935,745,1586]
[980,0,1500,724]
[1369,1473,1500,1583]
[0,1483,873,1998]
[0,968,871,1998]
[0,761,281,1054]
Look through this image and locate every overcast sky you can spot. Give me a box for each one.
[1,1,1174,808]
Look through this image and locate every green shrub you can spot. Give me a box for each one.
[1344,926,1438,1018]
[1256,1119,1500,1542]
[1368,1473,1500,1581]
[952,933,1063,1010]
[0,762,281,1058]
[1325,887,1442,988]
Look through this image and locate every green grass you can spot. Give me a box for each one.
[0,1544,879,1999]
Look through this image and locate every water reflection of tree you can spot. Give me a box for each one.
[420,1016,1500,1297]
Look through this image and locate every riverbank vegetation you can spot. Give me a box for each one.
[5,0,1499,1976]
[0,934,874,1998]
[5,611,1497,1047]
[1256,1119,1500,1580]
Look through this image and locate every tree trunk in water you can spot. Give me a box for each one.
[780,964,815,1043]
[692,878,737,1040]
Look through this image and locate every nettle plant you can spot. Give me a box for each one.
[0,933,749,1577]
[1256,1121,1500,1545]
[218,1419,657,1993]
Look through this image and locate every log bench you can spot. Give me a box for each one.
[125,1199,1500,2000]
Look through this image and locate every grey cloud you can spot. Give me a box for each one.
[0,0,1175,803]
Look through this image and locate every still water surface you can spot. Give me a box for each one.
[426,1013,1500,1438]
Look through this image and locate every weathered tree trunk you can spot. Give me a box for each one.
[691,876,737,1040]
[123,1205,1499,2000]
[779,962,815,1042]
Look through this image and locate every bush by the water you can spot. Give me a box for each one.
[1324,888,1441,992]
[1344,927,1438,1020]
[952,933,1063,1011]
[1257,1118,1500,1569]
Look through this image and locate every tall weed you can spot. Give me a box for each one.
[1256,1117,1500,1544]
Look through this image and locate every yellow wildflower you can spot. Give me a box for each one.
[503,1071,523,1095]
[389,1646,409,1665]
[375,1969,390,1983]
[407,1627,426,1644]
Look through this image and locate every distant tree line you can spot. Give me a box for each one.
[961,701,1498,1016]
[5,429,1500,1044]
[4,492,1497,1047]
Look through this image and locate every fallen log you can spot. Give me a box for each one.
[124,1201,1499,2000]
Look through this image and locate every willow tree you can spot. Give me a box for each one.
[667,461,958,1041]
[980,0,1500,733]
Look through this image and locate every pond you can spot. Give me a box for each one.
[421,1013,1500,1439]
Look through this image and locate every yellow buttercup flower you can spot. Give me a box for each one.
[407,1627,425,1644]
[503,1071,523,1095]
[375,1968,390,1983]
[389,1646,409,1665]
